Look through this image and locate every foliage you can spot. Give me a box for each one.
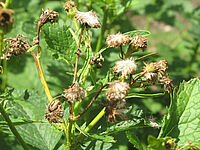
[0,0,200,150]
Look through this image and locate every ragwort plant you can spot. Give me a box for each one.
[0,0,200,150]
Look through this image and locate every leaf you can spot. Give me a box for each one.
[147,136,169,150]
[75,124,115,143]
[126,92,165,99]
[159,78,200,147]
[81,140,113,150]
[43,23,77,65]
[4,89,63,150]
[124,30,151,37]
[126,131,144,150]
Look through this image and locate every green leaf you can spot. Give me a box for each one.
[147,136,168,150]
[43,23,77,65]
[81,140,113,150]
[124,30,151,37]
[159,78,200,147]
[126,92,165,99]
[126,131,144,150]
[4,89,63,150]
[75,124,115,143]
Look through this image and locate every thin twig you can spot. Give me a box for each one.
[73,84,108,121]
[120,45,124,59]
[73,25,84,83]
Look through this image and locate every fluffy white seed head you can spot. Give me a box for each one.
[106,32,130,47]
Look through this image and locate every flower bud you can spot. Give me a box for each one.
[106,32,129,47]
[64,1,77,18]
[106,80,130,101]
[45,100,64,123]
[63,82,85,102]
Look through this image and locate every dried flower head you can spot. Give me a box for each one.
[161,75,173,93]
[106,80,130,101]
[45,100,64,123]
[1,34,31,60]
[113,58,137,79]
[130,35,147,51]
[106,32,130,47]
[63,82,85,102]
[0,8,14,26]
[75,10,101,28]
[143,60,168,83]
[106,99,128,123]
[64,1,77,12]
[38,8,59,28]
[90,54,104,68]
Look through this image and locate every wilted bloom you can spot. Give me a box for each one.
[106,80,130,101]
[63,82,85,102]
[90,54,104,68]
[143,60,168,83]
[64,1,77,12]
[0,8,14,33]
[45,100,64,123]
[106,32,130,47]
[106,99,128,123]
[161,75,173,93]
[130,35,147,51]
[38,8,59,28]
[75,10,101,28]
[113,57,137,79]
[1,34,31,60]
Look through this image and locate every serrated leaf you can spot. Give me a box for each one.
[126,131,144,150]
[43,23,77,64]
[4,89,63,150]
[159,78,200,147]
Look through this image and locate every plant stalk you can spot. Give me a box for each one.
[0,101,30,150]
[73,25,84,83]
[4,0,10,8]
[31,51,53,101]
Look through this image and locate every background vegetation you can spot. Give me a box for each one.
[0,0,200,149]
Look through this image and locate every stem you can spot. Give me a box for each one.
[120,45,124,59]
[65,120,73,150]
[1,60,7,90]
[95,7,108,52]
[4,0,10,8]
[0,101,30,150]
[73,25,84,83]
[84,107,106,132]
[73,84,108,121]
[31,51,53,101]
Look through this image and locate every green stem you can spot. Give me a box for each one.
[1,60,7,90]
[31,51,53,102]
[84,107,106,132]
[95,7,108,52]
[0,101,30,150]
[65,120,73,150]
[4,0,10,8]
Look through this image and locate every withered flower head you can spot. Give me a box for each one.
[45,100,64,123]
[161,75,173,93]
[64,1,77,12]
[63,82,85,102]
[38,8,59,28]
[143,60,168,83]
[106,99,128,123]
[106,32,130,47]
[1,34,31,60]
[113,57,137,79]
[106,80,130,101]
[90,54,104,68]
[130,35,147,51]
[75,10,101,28]
[0,8,14,26]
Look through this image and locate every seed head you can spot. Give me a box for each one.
[161,75,173,93]
[75,10,101,28]
[106,99,128,123]
[106,80,130,101]
[1,34,31,60]
[156,60,168,79]
[45,100,64,123]
[130,35,147,51]
[38,8,59,28]
[0,8,14,26]
[63,82,85,102]
[144,72,158,83]
[106,32,130,47]
[113,58,137,79]
[64,1,77,12]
